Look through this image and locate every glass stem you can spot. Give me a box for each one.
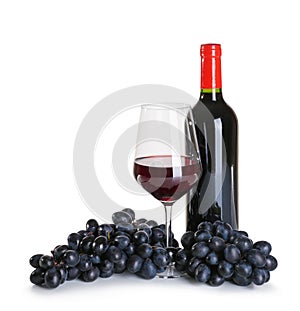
[164,203,173,248]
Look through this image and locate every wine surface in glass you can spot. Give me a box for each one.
[134,155,201,203]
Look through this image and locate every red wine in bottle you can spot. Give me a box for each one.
[134,155,201,203]
[187,43,238,230]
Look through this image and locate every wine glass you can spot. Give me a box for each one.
[133,103,202,278]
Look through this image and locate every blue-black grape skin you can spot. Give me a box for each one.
[223,244,241,264]
[112,211,132,224]
[52,245,69,261]
[194,230,212,242]
[137,258,157,279]
[67,233,82,251]
[122,208,135,221]
[208,272,225,286]
[80,235,95,254]
[105,246,122,263]
[205,252,219,266]
[39,255,54,270]
[114,235,130,250]
[116,222,134,235]
[152,248,169,268]
[194,264,211,282]
[127,254,144,273]
[234,236,253,254]
[63,250,80,267]
[181,231,195,249]
[251,268,266,285]
[30,268,45,285]
[133,231,149,245]
[191,242,210,259]
[56,265,68,284]
[208,236,225,253]
[186,257,202,277]
[253,241,272,256]
[67,267,81,281]
[114,252,128,274]
[136,243,153,259]
[175,249,189,266]
[264,255,278,271]
[44,268,61,289]
[217,260,234,279]
[232,273,251,286]
[29,254,43,268]
[235,260,252,278]
[197,221,213,232]
[246,249,266,268]
[92,235,108,255]
[151,228,165,243]
[124,243,135,256]
[82,267,100,282]
[86,219,98,233]
[78,254,92,272]
[214,224,230,241]
[99,259,114,273]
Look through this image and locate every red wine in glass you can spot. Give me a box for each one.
[134,103,201,278]
[134,155,201,203]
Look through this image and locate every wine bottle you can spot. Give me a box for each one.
[187,43,238,230]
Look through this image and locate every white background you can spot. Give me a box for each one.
[1,0,299,309]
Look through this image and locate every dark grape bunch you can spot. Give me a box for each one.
[29,208,179,288]
[176,220,278,286]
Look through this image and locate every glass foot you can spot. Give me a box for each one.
[156,264,186,279]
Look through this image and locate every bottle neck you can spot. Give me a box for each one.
[200,53,223,101]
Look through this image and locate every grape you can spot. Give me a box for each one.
[195,264,211,282]
[235,260,252,278]
[232,273,251,286]
[63,250,80,267]
[251,268,266,285]
[56,264,68,284]
[217,260,234,279]
[82,267,100,282]
[205,252,219,266]
[223,244,241,264]
[146,220,158,227]
[151,228,165,243]
[194,230,212,242]
[137,258,157,279]
[127,254,143,273]
[105,246,122,263]
[253,241,272,256]
[97,224,114,237]
[80,235,95,254]
[152,247,169,268]
[208,236,225,253]
[86,219,98,233]
[197,221,213,232]
[67,267,81,281]
[114,251,128,273]
[181,231,195,249]
[133,230,149,245]
[116,222,134,235]
[208,271,225,286]
[44,268,61,289]
[29,254,43,268]
[112,211,132,224]
[175,249,189,266]
[186,257,202,277]
[122,208,135,221]
[52,245,68,261]
[92,235,108,255]
[78,254,92,272]
[264,255,278,271]
[30,268,45,285]
[136,243,153,259]
[114,235,130,250]
[67,233,81,251]
[246,249,266,268]
[29,216,278,289]
[191,242,210,259]
[234,236,253,253]
[39,255,54,270]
